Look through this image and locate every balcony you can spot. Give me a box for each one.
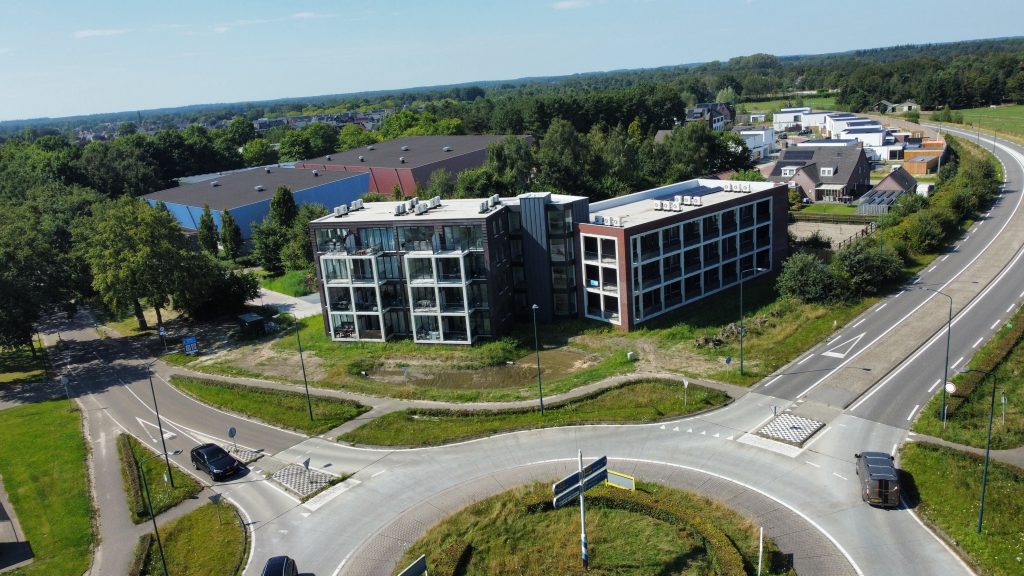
[413,300,438,312]
[350,274,377,285]
[441,301,467,313]
[354,301,379,313]
[408,273,435,284]
[437,273,465,284]
[329,300,352,312]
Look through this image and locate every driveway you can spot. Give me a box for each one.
[252,288,322,319]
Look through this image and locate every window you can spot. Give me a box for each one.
[820,167,834,177]
[398,226,434,252]
[781,167,796,177]
[549,238,567,262]
[547,209,571,235]
[358,227,395,251]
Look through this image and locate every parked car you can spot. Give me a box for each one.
[798,128,812,136]
[854,452,901,508]
[262,555,299,576]
[190,443,239,481]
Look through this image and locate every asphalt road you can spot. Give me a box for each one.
[54,127,1024,576]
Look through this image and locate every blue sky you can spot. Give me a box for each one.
[1,0,1022,121]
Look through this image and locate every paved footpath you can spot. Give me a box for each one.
[911,433,1024,470]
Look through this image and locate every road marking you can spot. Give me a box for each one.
[912,278,922,284]
[852,318,866,328]
[892,443,898,455]
[803,426,830,450]
[928,379,940,393]
[972,337,984,349]
[926,266,936,274]
[832,472,848,481]
[907,405,920,421]
[805,461,821,468]
[1019,289,1024,298]
[1008,304,1016,313]
[941,255,949,262]
[672,426,679,432]
[797,355,811,365]
[371,469,386,478]
[876,303,887,312]
[991,320,1001,330]
[950,357,964,371]
[821,332,866,359]
[976,221,983,227]
[333,551,352,576]
[764,375,782,387]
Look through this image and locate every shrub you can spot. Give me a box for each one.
[776,252,845,303]
[116,434,147,521]
[128,533,153,576]
[831,237,904,294]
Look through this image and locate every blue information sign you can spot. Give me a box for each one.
[182,335,199,355]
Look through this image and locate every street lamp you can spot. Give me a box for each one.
[148,371,176,488]
[919,287,952,429]
[295,323,313,421]
[531,304,544,416]
[958,368,998,534]
[136,448,182,576]
[739,267,767,376]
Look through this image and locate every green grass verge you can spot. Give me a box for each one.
[740,96,839,114]
[340,379,728,447]
[913,307,1024,449]
[0,344,47,385]
[142,503,246,576]
[0,401,93,576]
[116,434,202,524]
[394,481,792,576]
[900,443,1024,576]
[169,375,370,435]
[797,203,859,215]
[259,269,313,297]
[944,104,1024,140]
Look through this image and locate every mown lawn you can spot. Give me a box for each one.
[940,104,1024,140]
[901,443,1024,576]
[797,203,860,215]
[0,401,93,576]
[0,344,47,385]
[170,375,370,435]
[259,269,313,297]
[142,503,246,576]
[394,481,793,576]
[740,96,839,114]
[118,434,202,524]
[341,379,729,447]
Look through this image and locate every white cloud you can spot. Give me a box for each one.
[73,29,129,39]
[213,26,230,33]
[290,11,318,19]
[236,18,272,25]
[550,0,592,9]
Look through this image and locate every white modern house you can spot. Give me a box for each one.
[737,127,775,160]
[772,107,811,132]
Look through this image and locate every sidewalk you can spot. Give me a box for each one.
[252,288,321,319]
[0,475,32,573]
[911,433,1024,470]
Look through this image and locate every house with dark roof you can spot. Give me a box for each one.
[857,167,918,215]
[294,135,524,197]
[684,102,735,131]
[768,142,871,202]
[143,166,369,239]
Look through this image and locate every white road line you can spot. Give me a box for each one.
[941,255,949,262]
[371,469,386,478]
[1009,304,1016,313]
[876,303,887,312]
[852,318,866,329]
[333,551,353,576]
[926,266,936,274]
[1019,290,1024,298]
[832,472,848,481]
[805,461,821,468]
[892,443,898,455]
[912,278,922,284]
[803,426,830,450]
[928,379,941,393]
[976,221,983,227]
[991,320,1001,330]
[907,405,920,421]
[764,375,782,387]
[950,357,964,371]
[972,337,984,349]
[797,355,811,365]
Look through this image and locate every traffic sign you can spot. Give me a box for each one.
[553,456,607,495]
[945,382,957,394]
[182,335,199,355]
[397,554,428,576]
[725,356,732,365]
[158,325,167,337]
[553,468,608,509]
[228,427,236,439]
[606,470,635,491]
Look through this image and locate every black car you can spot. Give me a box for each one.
[190,443,239,481]
[261,555,298,576]
[855,451,901,508]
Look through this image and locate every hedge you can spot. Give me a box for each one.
[116,434,147,523]
[128,532,153,576]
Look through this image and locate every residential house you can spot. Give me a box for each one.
[768,141,871,202]
[856,167,917,215]
[734,126,775,160]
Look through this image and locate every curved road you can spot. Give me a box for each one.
[56,127,1022,575]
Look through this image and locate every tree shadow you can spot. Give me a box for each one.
[653,547,704,576]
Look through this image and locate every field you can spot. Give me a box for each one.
[139,503,246,576]
[739,96,839,114]
[0,401,93,576]
[936,104,1024,141]
[901,443,1024,576]
[170,375,370,435]
[798,203,859,215]
[340,379,729,447]
[394,481,793,576]
[259,269,314,297]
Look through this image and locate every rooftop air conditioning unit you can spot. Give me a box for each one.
[741,183,750,192]
[487,196,495,207]
[430,196,441,207]
[353,199,364,210]
[609,216,622,227]
[409,196,418,206]
[394,204,404,216]
[312,169,319,177]
[401,145,410,151]
[674,195,683,203]
[593,215,605,225]
[405,199,416,211]
[492,194,501,205]
[653,200,663,210]
[210,180,220,187]
[671,202,682,211]
[415,203,429,215]
[358,155,365,162]
[479,201,489,213]
[722,182,732,191]
[693,197,702,206]
[683,196,692,205]
[335,205,349,216]
[442,146,452,152]
[265,167,271,173]
[254,185,265,192]
[399,156,406,163]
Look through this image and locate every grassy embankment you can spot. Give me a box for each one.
[394,481,794,576]
[132,503,246,576]
[341,379,728,447]
[0,343,47,385]
[0,401,93,576]
[117,434,202,524]
[901,443,1023,576]
[170,375,370,435]
[259,269,313,297]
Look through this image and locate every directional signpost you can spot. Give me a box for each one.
[683,378,689,406]
[182,335,199,356]
[553,452,607,570]
[158,325,168,352]
[397,554,428,576]
[228,426,237,452]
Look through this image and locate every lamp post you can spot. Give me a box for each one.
[919,287,952,429]
[148,372,175,488]
[531,304,544,416]
[296,324,313,421]
[958,368,998,534]
[136,448,182,576]
[739,267,767,376]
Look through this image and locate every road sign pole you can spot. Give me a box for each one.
[757,526,764,576]
[296,326,314,422]
[578,449,588,570]
[683,378,689,406]
[149,372,175,488]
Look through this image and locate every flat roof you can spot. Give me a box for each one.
[588,179,779,229]
[299,135,515,169]
[143,166,363,211]
[843,127,886,134]
[309,192,587,226]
